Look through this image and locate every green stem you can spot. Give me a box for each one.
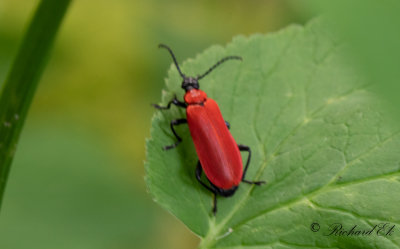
[0,0,72,212]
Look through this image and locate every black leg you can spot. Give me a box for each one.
[242,179,265,185]
[238,144,266,185]
[195,162,215,193]
[196,161,218,215]
[225,120,230,129]
[238,144,251,179]
[163,119,187,150]
[152,95,187,109]
[212,194,217,215]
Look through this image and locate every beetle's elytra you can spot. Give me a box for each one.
[153,44,265,215]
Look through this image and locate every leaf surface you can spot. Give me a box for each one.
[146,19,400,249]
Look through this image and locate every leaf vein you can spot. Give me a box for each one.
[230,130,400,231]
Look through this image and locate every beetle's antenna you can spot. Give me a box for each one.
[159,44,185,79]
[197,56,242,80]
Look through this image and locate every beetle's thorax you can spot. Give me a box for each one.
[184,89,207,105]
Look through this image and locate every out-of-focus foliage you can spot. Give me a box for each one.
[0,0,71,209]
[0,0,300,248]
[0,121,160,249]
[292,0,400,118]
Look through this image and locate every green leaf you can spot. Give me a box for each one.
[0,0,71,210]
[146,18,400,249]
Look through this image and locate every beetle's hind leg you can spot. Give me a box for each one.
[238,144,266,185]
[163,119,187,150]
[195,162,218,215]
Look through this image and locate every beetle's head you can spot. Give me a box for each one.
[158,43,242,92]
[181,76,199,91]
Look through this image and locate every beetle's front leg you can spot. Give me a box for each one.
[163,119,187,150]
[152,95,187,109]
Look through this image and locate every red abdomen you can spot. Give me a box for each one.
[186,99,243,189]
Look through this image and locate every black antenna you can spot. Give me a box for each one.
[197,56,242,80]
[159,44,185,78]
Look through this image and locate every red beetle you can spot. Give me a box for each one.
[154,44,265,214]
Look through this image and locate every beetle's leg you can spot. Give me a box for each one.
[196,161,218,215]
[212,194,217,215]
[238,144,266,185]
[195,162,215,193]
[238,144,251,179]
[152,95,187,109]
[225,120,230,130]
[242,179,265,185]
[163,119,187,150]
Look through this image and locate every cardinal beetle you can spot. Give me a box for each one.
[153,44,265,215]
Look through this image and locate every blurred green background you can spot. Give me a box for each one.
[0,1,303,248]
[0,0,398,248]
